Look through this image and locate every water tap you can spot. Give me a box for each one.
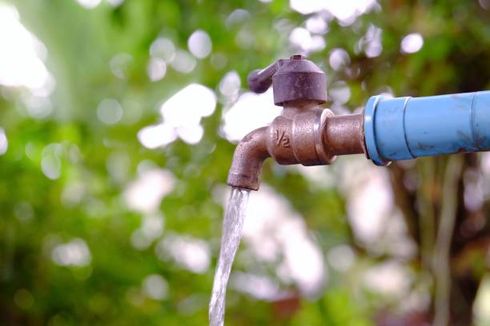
[227,55,490,190]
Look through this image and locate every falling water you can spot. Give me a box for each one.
[209,187,250,326]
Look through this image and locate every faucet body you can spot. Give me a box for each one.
[228,55,490,190]
[227,101,365,190]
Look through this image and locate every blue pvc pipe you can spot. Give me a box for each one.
[364,91,490,165]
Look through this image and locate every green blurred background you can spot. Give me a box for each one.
[2,0,490,325]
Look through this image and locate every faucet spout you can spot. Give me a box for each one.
[227,127,270,191]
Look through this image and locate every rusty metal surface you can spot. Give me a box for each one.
[247,59,285,94]
[323,114,365,156]
[227,127,270,191]
[264,108,335,165]
[272,55,326,106]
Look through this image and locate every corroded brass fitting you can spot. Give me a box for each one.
[227,56,365,190]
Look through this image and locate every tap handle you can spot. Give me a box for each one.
[247,60,283,93]
[247,55,327,105]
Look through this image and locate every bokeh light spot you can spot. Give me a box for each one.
[51,238,92,267]
[97,98,123,125]
[0,128,8,155]
[188,30,212,59]
[401,33,424,54]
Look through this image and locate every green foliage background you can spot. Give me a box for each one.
[2,0,490,325]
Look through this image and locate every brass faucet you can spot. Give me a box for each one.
[227,55,365,190]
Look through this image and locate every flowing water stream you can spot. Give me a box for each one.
[209,187,250,326]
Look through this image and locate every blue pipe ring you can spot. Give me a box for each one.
[363,95,391,166]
